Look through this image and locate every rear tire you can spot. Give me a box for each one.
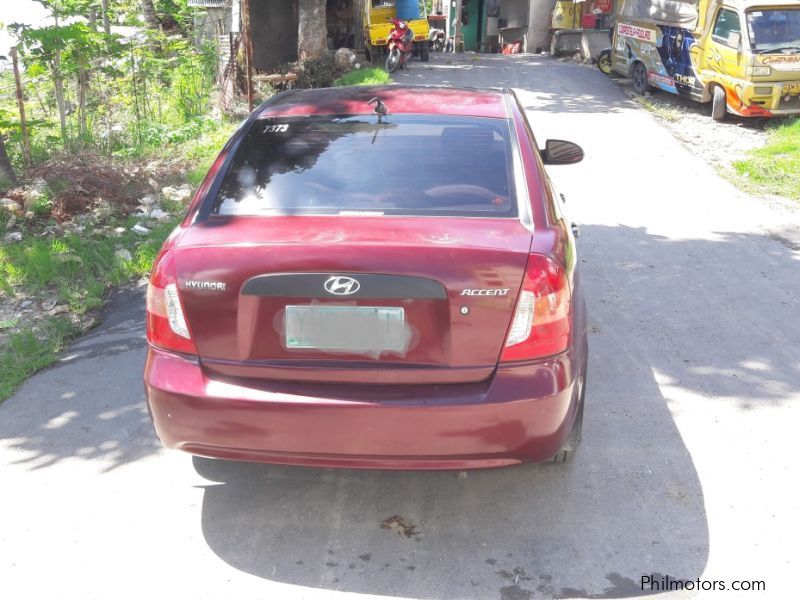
[712,85,727,121]
[368,44,382,66]
[552,366,586,464]
[419,42,430,62]
[631,61,648,95]
[597,49,612,75]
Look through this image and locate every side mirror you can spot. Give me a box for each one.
[541,139,584,165]
[728,31,742,49]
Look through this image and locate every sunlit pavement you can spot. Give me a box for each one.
[2,53,798,599]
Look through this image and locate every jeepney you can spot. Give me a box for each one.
[612,0,800,119]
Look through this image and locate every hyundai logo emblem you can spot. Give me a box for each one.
[324,276,361,296]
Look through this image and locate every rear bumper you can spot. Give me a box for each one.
[144,347,580,470]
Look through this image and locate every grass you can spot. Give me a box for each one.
[0,218,178,310]
[632,95,681,122]
[732,117,800,200]
[0,218,178,401]
[0,116,237,401]
[333,67,392,87]
[0,318,78,399]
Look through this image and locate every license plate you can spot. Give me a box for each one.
[285,305,406,352]
[781,82,800,95]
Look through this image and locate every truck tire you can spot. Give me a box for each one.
[631,62,648,95]
[368,44,381,66]
[419,41,430,62]
[712,85,727,121]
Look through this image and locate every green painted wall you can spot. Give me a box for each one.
[450,0,487,52]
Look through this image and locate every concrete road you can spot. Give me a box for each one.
[2,55,798,600]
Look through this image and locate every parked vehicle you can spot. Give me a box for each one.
[144,85,588,470]
[386,17,417,72]
[429,27,446,52]
[612,0,800,120]
[598,48,613,74]
[363,0,430,66]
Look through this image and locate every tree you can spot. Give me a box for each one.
[297,0,327,61]
[0,136,17,190]
[101,0,111,35]
[141,0,158,30]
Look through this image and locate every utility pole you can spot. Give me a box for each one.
[453,0,463,52]
[241,0,254,112]
[10,47,32,169]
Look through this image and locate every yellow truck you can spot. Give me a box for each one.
[363,1,430,65]
[612,0,800,119]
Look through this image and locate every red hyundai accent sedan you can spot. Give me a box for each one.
[144,85,588,470]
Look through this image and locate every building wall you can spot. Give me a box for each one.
[528,0,557,53]
[250,0,299,71]
[498,0,529,51]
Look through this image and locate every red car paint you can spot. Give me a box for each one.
[144,85,588,470]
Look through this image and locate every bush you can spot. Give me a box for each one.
[334,67,391,87]
[293,53,346,89]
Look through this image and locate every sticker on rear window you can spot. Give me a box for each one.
[264,124,289,133]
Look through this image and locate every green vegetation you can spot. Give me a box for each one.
[732,118,800,200]
[0,316,76,399]
[334,67,392,87]
[0,218,176,310]
[0,1,385,400]
[0,117,234,401]
[631,95,681,123]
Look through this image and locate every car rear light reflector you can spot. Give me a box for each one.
[505,290,535,346]
[500,254,571,362]
[164,284,190,338]
[146,266,197,355]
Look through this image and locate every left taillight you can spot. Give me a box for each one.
[500,254,571,363]
[146,252,197,355]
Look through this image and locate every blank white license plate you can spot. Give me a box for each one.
[285,305,406,352]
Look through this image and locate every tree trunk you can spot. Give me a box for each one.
[78,63,88,140]
[297,0,327,61]
[141,0,158,30]
[101,0,111,35]
[0,135,17,190]
[53,14,68,143]
[53,53,68,143]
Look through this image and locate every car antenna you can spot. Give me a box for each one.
[367,97,388,123]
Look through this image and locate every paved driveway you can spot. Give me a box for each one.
[2,54,798,599]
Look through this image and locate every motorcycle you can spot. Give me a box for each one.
[386,17,415,73]
[429,28,445,52]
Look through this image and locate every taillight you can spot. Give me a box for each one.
[500,254,571,362]
[146,252,197,355]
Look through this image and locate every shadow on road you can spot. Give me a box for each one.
[393,54,634,115]
[194,224,799,598]
[0,288,159,471]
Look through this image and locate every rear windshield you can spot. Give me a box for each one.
[211,115,517,218]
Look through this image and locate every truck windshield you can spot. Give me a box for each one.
[212,115,517,219]
[746,9,800,53]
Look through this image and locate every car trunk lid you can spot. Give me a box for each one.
[173,215,532,384]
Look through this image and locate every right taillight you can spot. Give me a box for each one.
[146,252,197,355]
[500,254,571,362]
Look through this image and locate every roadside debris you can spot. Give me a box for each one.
[114,248,133,262]
[381,515,421,539]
